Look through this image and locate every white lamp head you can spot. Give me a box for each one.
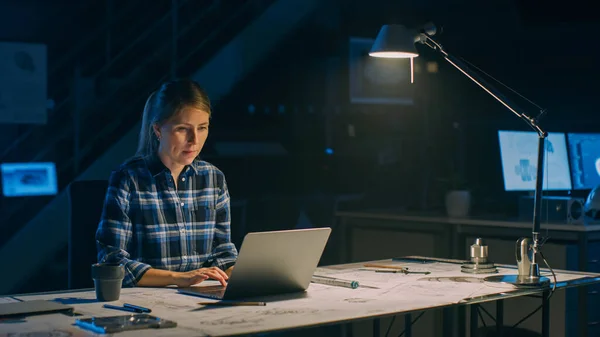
[369,24,420,59]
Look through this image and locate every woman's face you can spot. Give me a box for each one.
[153,106,210,169]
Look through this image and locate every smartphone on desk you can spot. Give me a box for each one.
[75,313,177,334]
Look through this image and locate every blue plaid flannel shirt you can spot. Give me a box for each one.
[96,155,238,286]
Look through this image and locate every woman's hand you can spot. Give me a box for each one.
[173,267,229,287]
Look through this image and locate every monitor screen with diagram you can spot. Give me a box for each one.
[498,130,572,191]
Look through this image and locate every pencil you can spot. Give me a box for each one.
[375,269,404,273]
[363,263,405,270]
[197,301,266,306]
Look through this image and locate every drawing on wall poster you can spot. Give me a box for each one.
[348,37,414,105]
[0,41,47,124]
[1,162,57,197]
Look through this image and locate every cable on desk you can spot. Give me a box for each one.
[539,250,557,300]
[511,250,557,329]
[397,311,425,337]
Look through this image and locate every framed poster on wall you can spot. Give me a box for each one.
[0,41,47,124]
[348,37,414,105]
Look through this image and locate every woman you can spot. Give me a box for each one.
[96,79,237,287]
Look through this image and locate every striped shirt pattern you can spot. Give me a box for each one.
[96,155,238,286]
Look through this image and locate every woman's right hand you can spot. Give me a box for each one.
[173,267,229,287]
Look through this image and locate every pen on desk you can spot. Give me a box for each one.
[311,275,359,289]
[375,269,404,273]
[375,269,431,275]
[123,303,152,313]
[103,304,145,313]
[363,263,405,270]
[197,301,266,306]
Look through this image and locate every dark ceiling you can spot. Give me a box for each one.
[515,0,599,25]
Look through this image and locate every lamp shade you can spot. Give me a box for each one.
[369,24,419,58]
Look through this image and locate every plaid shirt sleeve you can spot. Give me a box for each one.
[210,173,238,271]
[96,169,151,287]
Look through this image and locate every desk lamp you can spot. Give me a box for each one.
[369,24,550,287]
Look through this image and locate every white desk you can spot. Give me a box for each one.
[1,258,598,337]
[335,210,600,336]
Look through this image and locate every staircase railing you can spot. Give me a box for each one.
[0,0,277,247]
[75,0,278,169]
[1,0,152,162]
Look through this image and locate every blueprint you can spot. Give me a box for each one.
[6,260,596,337]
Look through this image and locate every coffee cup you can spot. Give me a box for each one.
[91,263,125,302]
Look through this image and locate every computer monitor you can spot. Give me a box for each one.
[1,162,58,197]
[498,130,572,191]
[567,133,600,190]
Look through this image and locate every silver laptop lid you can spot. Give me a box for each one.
[223,227,331,299]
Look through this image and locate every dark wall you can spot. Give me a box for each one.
[212,0,600,215]
[2,0,599,216]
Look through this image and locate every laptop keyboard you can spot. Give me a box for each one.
[197,285,227,299]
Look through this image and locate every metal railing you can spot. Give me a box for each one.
[0,0,174,162]
[0,0,277,246]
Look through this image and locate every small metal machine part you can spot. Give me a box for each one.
[461,238,498,274]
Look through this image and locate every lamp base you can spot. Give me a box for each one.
[484,274,551,288]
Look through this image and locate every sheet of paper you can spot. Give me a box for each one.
[0,297,20,304]
[0,314,98,336]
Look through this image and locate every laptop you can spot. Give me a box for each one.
[178,227,331,300]
[0,300,73,318]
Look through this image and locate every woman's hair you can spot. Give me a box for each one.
[136,79,211,157]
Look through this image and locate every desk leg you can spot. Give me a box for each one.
[338,217,349,264]
[445,224,458,337]
[345,220,353,263]
[496,300,504,336]
[451,224,460,259]
[442,307,454,337]
[542,290,550,337]
[373,318,380,337]
[458,306,466,337]
[453,228,467,260]
[470,304,479,337]
[577,232,589,337]
[404,314,412,337]
[340,323,353,337]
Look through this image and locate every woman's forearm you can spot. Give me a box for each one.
[136,268,176,287]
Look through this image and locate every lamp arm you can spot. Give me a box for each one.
[418,33,547,245]
[418,34,546,137]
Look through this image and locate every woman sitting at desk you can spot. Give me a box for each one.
[96,79,236,288]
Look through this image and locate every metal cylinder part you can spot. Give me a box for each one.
[462,238,497,274]
[470,238,488,263]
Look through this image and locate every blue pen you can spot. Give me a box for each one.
[103,304,151,313]
[103,304,139,313]
[123,303,152,313]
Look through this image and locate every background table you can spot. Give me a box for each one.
[335,210,600,336]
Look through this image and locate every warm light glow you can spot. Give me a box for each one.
[369,51,419,58]
[426,61,438,73]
